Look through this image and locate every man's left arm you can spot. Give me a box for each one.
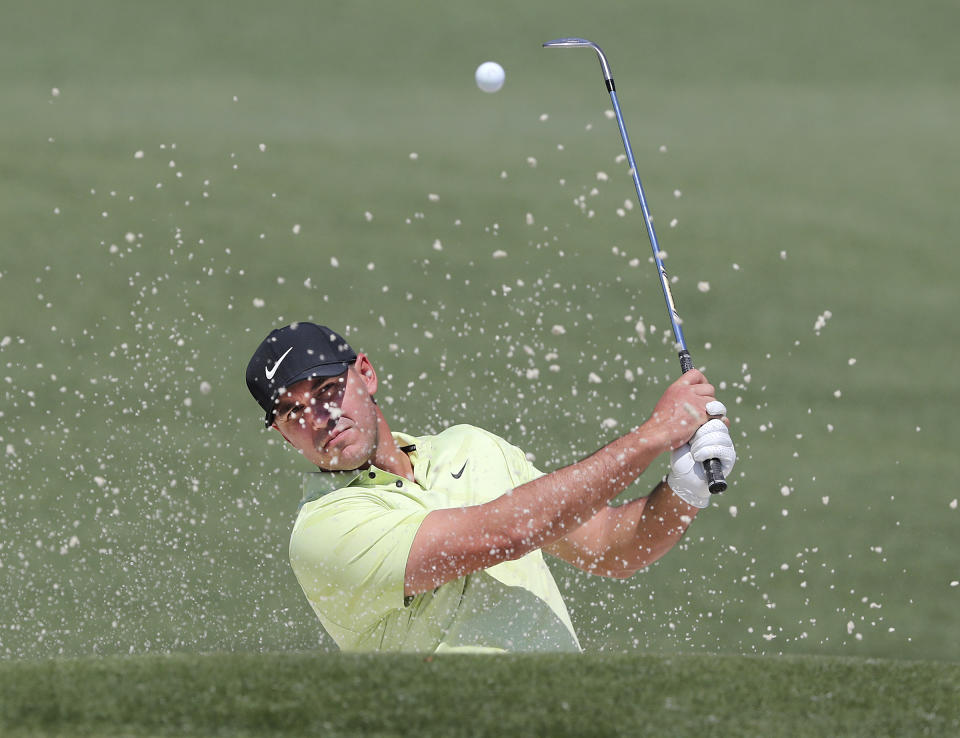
[543,481,696,578]
[544,416,736,578]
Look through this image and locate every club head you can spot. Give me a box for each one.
[542,37,596,49]
[542,37,612,82]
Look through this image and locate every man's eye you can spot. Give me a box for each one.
[316,384,337,400]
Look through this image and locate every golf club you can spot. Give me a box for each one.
[543,37,727,494]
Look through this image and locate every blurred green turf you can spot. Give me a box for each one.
[2,652,959,737]
[1,0,958,663]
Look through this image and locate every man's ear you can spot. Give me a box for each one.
[353,353,378,395]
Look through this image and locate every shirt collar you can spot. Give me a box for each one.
[298,432,420,509]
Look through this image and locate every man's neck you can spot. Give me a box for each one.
[370,408,415,481]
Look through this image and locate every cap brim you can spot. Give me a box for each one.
[262,362,351,427]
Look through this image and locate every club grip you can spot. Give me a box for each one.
[678,350,727,494]
[704,458,727,493]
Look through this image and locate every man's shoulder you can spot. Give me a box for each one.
[295,482,406,537]
[428,423,515,450]
[298,471,404,517]
[301,469,361,501]
[423,425,538,481]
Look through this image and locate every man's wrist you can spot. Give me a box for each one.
[663,477,710,510]
[634,419,672,457]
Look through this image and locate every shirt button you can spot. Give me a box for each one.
[368,471,376,479]
[395,480,403,487]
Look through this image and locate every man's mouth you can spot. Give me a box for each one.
[323,425,348,452]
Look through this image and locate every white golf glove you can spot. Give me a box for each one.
[667,413,736,509]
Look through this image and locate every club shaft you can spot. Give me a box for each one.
[607,89,687,352]
[544,38,727,494]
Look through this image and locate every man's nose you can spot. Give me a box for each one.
[307,404,338,432]
[305,405,326,430]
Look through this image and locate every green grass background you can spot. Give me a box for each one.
[1,0,958,710]
[3,652,959,737]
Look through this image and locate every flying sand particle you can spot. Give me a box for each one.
[634,319,647,343]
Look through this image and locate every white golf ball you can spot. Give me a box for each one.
[475,61,505,93]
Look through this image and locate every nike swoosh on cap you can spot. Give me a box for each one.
[451,460,468,480]
[265,346,293,380]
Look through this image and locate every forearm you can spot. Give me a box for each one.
[610,481,698,574]
[544,480,698,577]
[489,424,667,556]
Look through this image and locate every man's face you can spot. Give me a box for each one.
[272,357,380,471]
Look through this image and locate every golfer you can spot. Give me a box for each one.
[246,322,735,653]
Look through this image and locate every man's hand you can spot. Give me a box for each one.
[640,369,719,453]
[667,417,737,508]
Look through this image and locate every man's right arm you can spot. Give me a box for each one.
[403,369,718,597]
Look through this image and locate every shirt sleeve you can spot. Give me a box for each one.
[288,489,429,633]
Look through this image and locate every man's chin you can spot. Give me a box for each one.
[313,446,371,472]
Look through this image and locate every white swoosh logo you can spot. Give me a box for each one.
[265,347,293,380]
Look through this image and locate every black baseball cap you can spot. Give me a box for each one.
[246,322,357,427]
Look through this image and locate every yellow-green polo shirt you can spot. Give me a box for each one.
[289,424,581,653]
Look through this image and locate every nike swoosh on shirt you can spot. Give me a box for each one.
[451,460,468,480]
[265,347,293,380]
